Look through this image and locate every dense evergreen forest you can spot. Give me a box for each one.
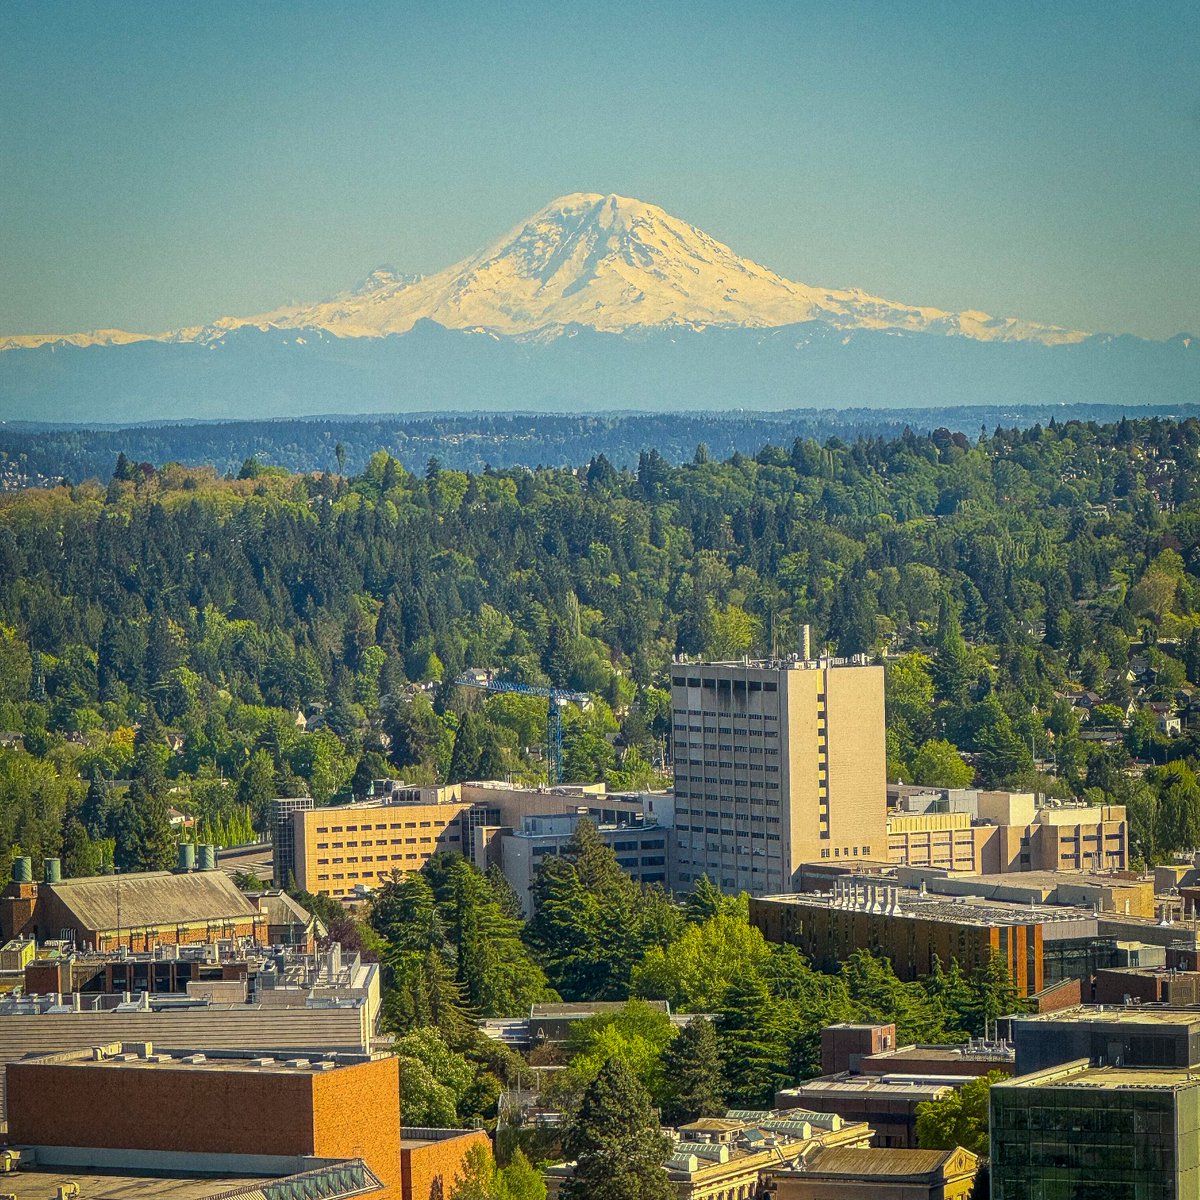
[2,414,1200,880]
[3,403,1198,484]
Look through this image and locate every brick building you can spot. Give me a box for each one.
[819,1023,1013,1080]
[750,881,1100,996]
[8,1043,403,1197]
[0,863,263,951]
[402,1128,491,1200]
[5,1042,486,1200]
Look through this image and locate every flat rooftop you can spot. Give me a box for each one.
[866,1044,1015,1065]
[1000,1062,1200,1092]
[530,1001,670,1018]
[20,1043,385,1074]
[757,889,1099,931]
[674,655,872,672]
[779,1075,954,1100]
[0,1168,267,1199]
[1012,1005,1200,1027]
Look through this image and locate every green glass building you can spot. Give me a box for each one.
[991,1060,1200,1200]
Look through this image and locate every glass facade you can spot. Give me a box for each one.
[992,1084,1184,1200]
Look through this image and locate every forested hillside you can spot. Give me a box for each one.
[1,414,1199,877]
[3,403,1197,486]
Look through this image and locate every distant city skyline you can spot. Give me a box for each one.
[1,1,1196,340]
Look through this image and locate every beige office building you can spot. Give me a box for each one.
[670,658,886,894]
[283,790,471,899]
[887,792,1128,875]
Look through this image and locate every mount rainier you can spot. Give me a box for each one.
[1,193,1193,422]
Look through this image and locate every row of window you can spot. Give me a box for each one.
[674,783,781,796]
[676,800,782,812]
[315,819,451,834]
[673,676,780,692]
[673,708,779,721]
[818,845,873,858]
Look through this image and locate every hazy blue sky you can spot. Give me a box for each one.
[2,1,1196,339]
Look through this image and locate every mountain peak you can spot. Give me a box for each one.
[4,193,1095,349]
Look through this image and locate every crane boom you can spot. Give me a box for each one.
[452,671,591,784]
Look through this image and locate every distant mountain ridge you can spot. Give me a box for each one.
[3,193,1104,350]
[0,193,1194,422]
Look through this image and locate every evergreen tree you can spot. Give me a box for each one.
[932,593,971,706]
[447,711,484,783]
[447,858,555,1016]
[370,873,443,951]
[716,972,787,1108]
[237,750,276,832]
[659,1017,726,1126]
[561,1057,674,1200]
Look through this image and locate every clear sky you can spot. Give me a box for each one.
[1,1,1196,339]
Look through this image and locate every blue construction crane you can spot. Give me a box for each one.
[453,672,591,785]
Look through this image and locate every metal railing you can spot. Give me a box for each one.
[205,1159,383,1200]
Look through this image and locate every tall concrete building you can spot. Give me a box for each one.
[670,657,886,894]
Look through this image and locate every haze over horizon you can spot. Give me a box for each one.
[2,2,1197,343]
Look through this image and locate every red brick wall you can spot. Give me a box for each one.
[1030,976,1083,1013]
[23,959,68,994]
[0,882,38,941]
[401,1131,490,1200]
[313,1058,403,1199]
[8,1056,403,1199]
[8,1061,318,1157]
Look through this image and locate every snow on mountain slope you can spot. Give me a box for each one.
[0,328,159,351]
[2,193,1094,348]
[247,193,1089,345]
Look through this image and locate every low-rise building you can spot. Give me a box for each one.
[545,1109,873,1200]
[893,865,1156,919]
[767,1145,980,1200]
[1092,966,1200,1006]
[750,881,1100,996]
[1004,1004,1200,1075]
[819,1021,1013,1080]
[495,812,669,915]
[254,888,323,949]
[990,1061,1200,1199]
[0,982,376,1119]
[775,1075,962,1149]
[887,790,1128,874]
[275,791,471,901]
[0,861,265,951]
[4,1040,488,1200]
[274,782,673,904]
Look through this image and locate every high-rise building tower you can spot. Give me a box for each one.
[670,657,886,894]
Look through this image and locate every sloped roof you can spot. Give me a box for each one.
[798,1146,970,1182]
[46,871,259,933]
[255,890,314,928]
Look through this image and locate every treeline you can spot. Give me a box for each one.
[3,403,1197,482]
[4,414,1200,874]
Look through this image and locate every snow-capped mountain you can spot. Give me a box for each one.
[2,193,1092,350]
[2,193,1193,423]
